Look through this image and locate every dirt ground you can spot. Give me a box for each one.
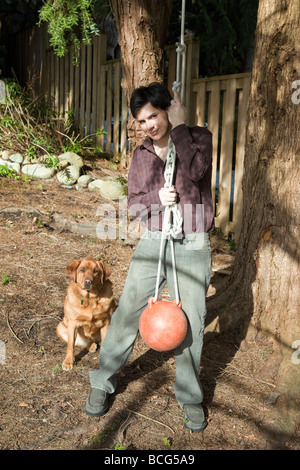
[0,157,299,452]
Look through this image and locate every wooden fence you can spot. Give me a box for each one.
[46,32,129,166]
[190,73,251,239]
[12,25,251,240]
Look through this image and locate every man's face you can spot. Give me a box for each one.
[136,102,171,144]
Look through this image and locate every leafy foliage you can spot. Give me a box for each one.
[38,0,99,60]
[0,80,60,160]
[0,80,104,164]
[0,163,20,179]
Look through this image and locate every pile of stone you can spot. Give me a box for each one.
[0,150,126,201]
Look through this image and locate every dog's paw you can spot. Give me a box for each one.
[62,359,74,371]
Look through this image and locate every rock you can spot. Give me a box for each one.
[0,157,20,173]
[9,152,23,164]
[99,180,126,200]
[266,391,281,405]
[58,160,69,170]
[58,152,84,169]
[56,165,81,185]
[88,179,104,192]
[22,164,56,179]
[1,150,12,161]
[88,179,126,200]
[77,174,93,188]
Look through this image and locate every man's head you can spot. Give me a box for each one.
[130,82,172,118]
[130,82,172,144]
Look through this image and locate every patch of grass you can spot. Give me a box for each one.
[0,164,20,179]
[1,274,12,285]
[92,422,119,445]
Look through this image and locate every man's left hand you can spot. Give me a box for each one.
[167,89,187,128]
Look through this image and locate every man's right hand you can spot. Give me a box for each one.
[159,186,178,206]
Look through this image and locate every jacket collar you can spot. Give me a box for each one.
[140,136,154,151]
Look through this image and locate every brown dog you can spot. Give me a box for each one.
[57,257,116,371]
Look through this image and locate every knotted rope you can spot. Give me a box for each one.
[153,0,186,305]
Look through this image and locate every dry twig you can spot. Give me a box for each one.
[5,310,24,343]
[224,363,276,388]
[127,409,175,434]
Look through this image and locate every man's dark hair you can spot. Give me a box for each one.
[130,82,172,118]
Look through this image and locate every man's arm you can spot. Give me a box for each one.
[168,89,212,181]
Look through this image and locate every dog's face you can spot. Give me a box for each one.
[66,258,111,291]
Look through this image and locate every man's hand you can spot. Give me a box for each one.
[159,186,178,206]
[167,88,187,128]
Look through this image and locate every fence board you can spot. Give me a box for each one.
[80,46,86,132]
[59,56,64,116]
[74,57,80,126]
[106,64,113,152]
[97,35,106,149]
[91,39,98,136]
[120,91,128,166]
[194,81,206,127]
[207,80,220,208]
[69,47,74,113]
[218,78,236,235]
[85,44,92,135]
[54,55,59,112]
[113,62,121,156]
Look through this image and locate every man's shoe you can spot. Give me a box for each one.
[183,404,208,433]
[85,388,109,417]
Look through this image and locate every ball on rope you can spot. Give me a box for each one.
[139,297,188,352]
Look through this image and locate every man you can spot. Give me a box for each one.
[85,82,214,433]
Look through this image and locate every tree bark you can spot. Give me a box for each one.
[110,0,174,164]
[206,0,300,439]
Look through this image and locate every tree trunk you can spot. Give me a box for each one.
[206,0,300,439]
[110,0,174,164]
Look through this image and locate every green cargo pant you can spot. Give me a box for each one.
[89,230,211,406]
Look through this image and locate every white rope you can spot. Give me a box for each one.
[153,0,186,305]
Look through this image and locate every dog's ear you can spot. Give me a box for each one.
[97,261,111,281]
[103,263,111,279]
[103,263,111,280]
[66,260,81,281]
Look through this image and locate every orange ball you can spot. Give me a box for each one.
[139,297,188,351]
